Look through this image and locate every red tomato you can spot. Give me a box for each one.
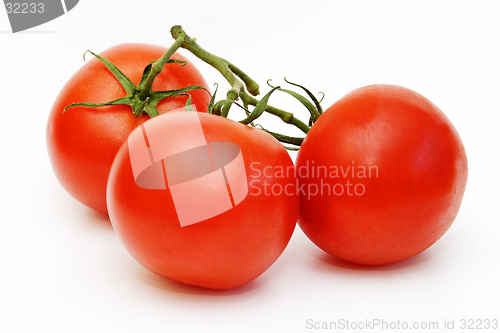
[107,112,299,289]
[47,44,210,214]
[296,84,468,265]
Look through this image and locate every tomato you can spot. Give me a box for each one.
[47,44,211,214]
[107,111,299,289]
[296,84,468,265]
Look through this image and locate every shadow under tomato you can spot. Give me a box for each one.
[312,249,433,272]
[84,208,111,223]
[80,207,114,232]
[135,266,266,297]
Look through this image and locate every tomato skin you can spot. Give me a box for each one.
[107,112,298,289]
[46,44,210,214]
[296,84,468,265]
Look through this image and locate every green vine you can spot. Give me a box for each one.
[64,25,325,150]
[170,25,325,149]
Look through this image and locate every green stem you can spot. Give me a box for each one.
[259,129,304,146]
[138,36,186,101]
[170,25,310,134]
[241,91,310,134]
[171,26,244,108]
[228,63,260,96]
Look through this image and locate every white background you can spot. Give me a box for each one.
[1,1,499,332]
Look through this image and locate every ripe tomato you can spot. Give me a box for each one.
[107,112,299,289]
[47,44,211,214]
[296,84,468,265]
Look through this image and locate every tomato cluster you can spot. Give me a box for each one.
[47,40,467,289]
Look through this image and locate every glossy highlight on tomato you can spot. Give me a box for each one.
[107,112,299,289]
[47,44,211,214]
[296,84,468,265]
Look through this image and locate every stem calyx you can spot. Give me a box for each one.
[64,46,209,117]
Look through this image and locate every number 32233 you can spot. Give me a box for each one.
[5,3,45,14]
